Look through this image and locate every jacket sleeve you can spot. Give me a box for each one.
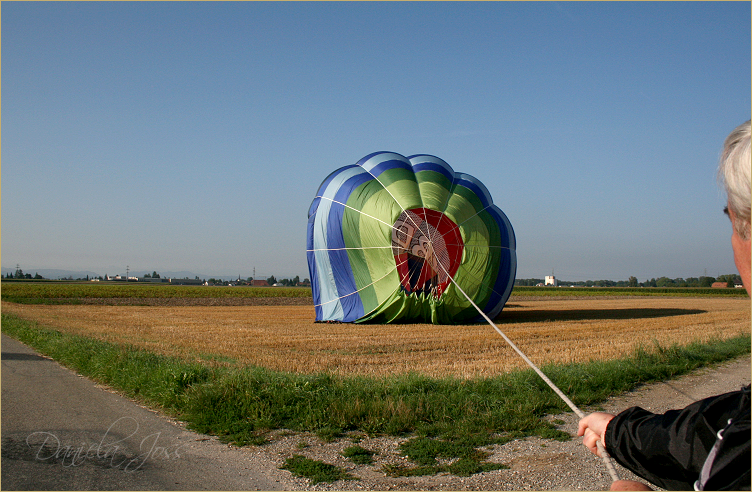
[604,385,750,491]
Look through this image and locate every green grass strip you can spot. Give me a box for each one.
[3,281,747,304]
[0,282,311,303]
[511,286,748,297]
[2,312,749,476]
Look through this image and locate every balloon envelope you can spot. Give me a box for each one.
[307,152,516,324]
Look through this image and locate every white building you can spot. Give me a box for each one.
[545,275,558,286]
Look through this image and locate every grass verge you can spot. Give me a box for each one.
[2,312,749,478]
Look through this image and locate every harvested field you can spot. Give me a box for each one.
[70,296,313,306]
[2,297,749,378]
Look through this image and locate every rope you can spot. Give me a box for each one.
[319,161,619,481]
[443,272,620,482]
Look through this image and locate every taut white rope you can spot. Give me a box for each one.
[443,272,620,481]
[323,161,619,481]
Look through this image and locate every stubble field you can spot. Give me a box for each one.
[2,295,749,378]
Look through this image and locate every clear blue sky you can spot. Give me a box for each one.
[2,1,750,282]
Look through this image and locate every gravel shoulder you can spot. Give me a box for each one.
[246,355,750,491]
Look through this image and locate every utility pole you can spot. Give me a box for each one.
[127,265,129,282]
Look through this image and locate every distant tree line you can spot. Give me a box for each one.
[266,275,303,286]
[3,267,740,289]
[205,275,309,286]
[5,268,43,280]
[515,274,742,288]
[3,268,313,286]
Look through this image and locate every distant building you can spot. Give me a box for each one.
[545,275,558,287]
[711,281,729,288]
[251,279,269,287]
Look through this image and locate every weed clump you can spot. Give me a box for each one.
[281,455,356,484]
[342,445,376,465]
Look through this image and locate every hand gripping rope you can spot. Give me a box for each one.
[361,165,620,482]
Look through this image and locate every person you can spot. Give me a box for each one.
[578,120,751,492]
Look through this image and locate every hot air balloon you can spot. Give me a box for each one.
[307,151,516,324]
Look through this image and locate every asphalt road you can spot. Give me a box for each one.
[1,334,289,491]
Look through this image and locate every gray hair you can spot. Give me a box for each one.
[718,120,751,240]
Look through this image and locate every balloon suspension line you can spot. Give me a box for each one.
[442,268,620,482]
[370,167,618,480]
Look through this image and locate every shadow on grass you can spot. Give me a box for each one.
[499,307,706,323]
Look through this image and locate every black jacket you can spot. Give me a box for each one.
[605,385,750,490]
